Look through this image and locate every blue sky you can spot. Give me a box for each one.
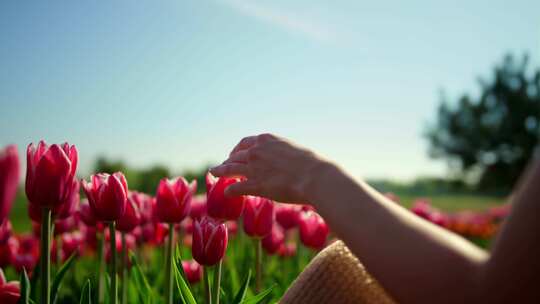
[1,0,539,181]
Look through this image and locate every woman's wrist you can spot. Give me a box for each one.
[298,157,341,207]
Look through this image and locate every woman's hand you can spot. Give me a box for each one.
[209,133,328,204]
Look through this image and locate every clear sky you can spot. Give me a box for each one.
[1,0,539,181]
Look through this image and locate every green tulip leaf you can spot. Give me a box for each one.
[51,253,77,304]
[17,268,30,304]
[79,279,91,304]
[231,269,251,304]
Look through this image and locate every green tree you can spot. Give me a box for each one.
[427,54,540,191]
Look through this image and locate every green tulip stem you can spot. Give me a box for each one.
[255,238,262,293]
[165,223,175,304]
[40,207,52,304]
[213,260,222,304]
[121,232,128,304]
[97,230,105,304]
[204,267,212,304]
[109,221,118,304]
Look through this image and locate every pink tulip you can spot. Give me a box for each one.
[262,224,285,255]
[411,199,432,219]
[0,268,20,304]
[206,173,245,221]
[155,177,196,223]
[192,217,228,266]
[189,194,207,220]
[278,242,297,258]
[82,172,128,222]
[243,196,274,238]
[275,203,300,230]
[299,211,329,250]
[0,145,19,225]
[117,192,142,232]
[130,192,153,224]
[78,199,100,227]
[25,141,78,208]
[182,260,203,284]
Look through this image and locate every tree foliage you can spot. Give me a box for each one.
[427,54,540,190]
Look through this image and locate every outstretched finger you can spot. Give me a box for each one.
[230,136,258,155]
[223,150,249,164]
[209,163,249,177]
[225,180,261,197]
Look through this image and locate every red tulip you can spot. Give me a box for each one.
[130,192,153,224]
[182,260,203,284]
[0,237,18,267]
[192,217,228,266]
[243,196,274,238]
[82,172,128,222]
[25,141,78,208]
[78,199,99,227]
[225,221,238,235]
[117,192,142,232]
[0,221,12,244]
[278,242,297,258]
[12,234,39,273]
[275,203,300,230]
[206,173,245,221]
[189,194,207,220]
[299,211,329,250]
[262,224,284,255]
[0,145,19,225]
[0,268,20,304]
[411,199,432,219]
[155,177,196,223]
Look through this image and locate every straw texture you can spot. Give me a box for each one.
[280,240,396,304]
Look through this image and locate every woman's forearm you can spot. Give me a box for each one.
[305,161,488,304]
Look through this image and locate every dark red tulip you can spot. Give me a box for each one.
[12,234,39,273]
[206,173,245,221]
[117,192,142,232]
[0,237,18,267]
[278,242,297,258]
[299,211,329,250]
[0,145,19,225]
[54,214,79,235]
[225,221,238,235]
[182,260,202,284]
[275,203,300,230]
[28,181,79,222]
[243,196,274,238]
[0,221,12,244]
[262,224,285,255]
[189,194,207,220]
[25,141,78,208]
[192,217,228,266]
[155,177,196,223]
[0,268,20,304]
[82,172,128,222]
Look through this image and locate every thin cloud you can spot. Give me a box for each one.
[220,0,335,43]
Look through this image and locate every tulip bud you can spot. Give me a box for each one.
[192,217,228,266]
[0,268,20,304]
[155,177,196,223]
[25,141,78,208]
[182,260,203,284]
[28,180,80,223]
[275,203,300,230]
[130,192,153,224]
[299,211,329,250]
[206,173,245,221]
[0,145,19,225]
[82,172,128,222]
[117,192,142,232]
[262,224,284,255]
[278,242,297,258]
[243,196,274,238]
[78,199,99,227]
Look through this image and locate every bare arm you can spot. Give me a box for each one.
[210,134,540,304]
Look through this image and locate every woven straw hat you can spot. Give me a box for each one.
[280,240,396,304]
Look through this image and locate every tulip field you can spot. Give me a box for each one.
[0,142,509,303]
